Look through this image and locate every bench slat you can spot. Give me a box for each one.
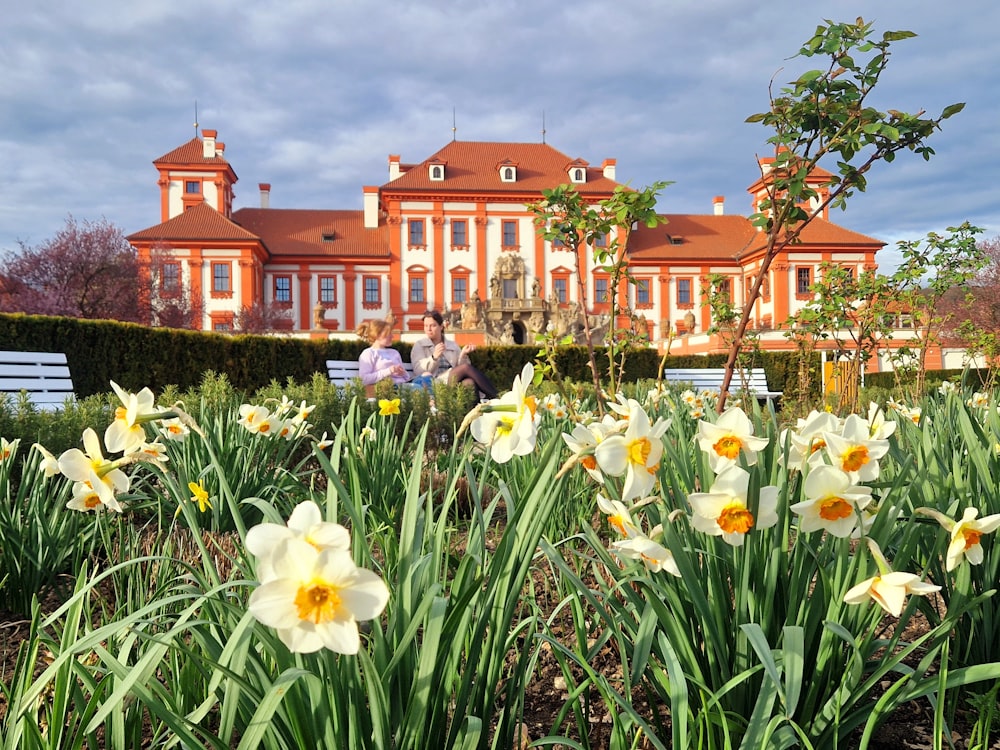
[0,351,76,410]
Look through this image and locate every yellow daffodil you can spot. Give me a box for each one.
[697,406,770,474]
[790,465,872,538]
[688,465,779,546]
[188,481,212,512]
[844,538,940,617]
[248,538,389,654]
[916,506,1000,571]
[378,398,401,416]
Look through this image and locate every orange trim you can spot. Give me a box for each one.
[475,213,488,301]
[297,272,312,330]
[343,271,357,330]
[772,263,789,325]
[433,208,445,307]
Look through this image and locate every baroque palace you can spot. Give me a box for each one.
[128,127,955,369]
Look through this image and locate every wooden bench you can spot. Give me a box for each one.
[326,359,414,387]
[0,351,75,410]
[661,367,782,402]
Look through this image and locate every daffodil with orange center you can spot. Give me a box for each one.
[697,406,769,473]
[790,465,872,538]
[844,538,940,617]
[688,465,778,546]
[822,414,889,483]
[916,506,1000,571]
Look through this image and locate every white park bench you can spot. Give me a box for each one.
[326,359,414,387]
[661,367,782,403]
[0,351,76,410]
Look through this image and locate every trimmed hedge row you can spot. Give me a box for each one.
[0,312,814,399]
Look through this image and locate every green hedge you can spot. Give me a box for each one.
[0,313,813,399]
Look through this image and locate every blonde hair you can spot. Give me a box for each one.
[355,319,392,343]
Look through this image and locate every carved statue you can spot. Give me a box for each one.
[490,273,501,299]
[684,310,697,335]
[312,302,324,329]
[500,320,515,344]
[461,295,482,329]
[531,276,541,299]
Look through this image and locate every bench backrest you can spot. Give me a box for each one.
[662,367,777,394]
[326,359,414,385]
[0,351,75,409]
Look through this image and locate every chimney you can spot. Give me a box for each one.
[713,196,725,215]
[601,158,616,180]
[388,154,402,181]
[363,186,379,228]
[259,183,271,209]
[201,129,218,159]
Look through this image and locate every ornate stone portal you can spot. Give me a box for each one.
[473,254,605,346]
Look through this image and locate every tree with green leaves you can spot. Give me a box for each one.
[719,17,966,410]
[529,182,668,407]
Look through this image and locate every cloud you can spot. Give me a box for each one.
[1,0,997,273]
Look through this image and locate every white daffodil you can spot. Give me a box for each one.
[687,465,779,546]
[967,392,990,410]
[789,465,872,538]
[562,415,618,483]
[469,363,540,463]
[938,380,959,395]
[246,500,352,583]
[697,406,770,473]
[823,414,890,483]
[58,428,129,512]
[105,381,160,454]
[844,538,940,617]
[32,442,61,477]
[158,417,190,442]
[594,402,670,503]
[67,481,106,512]
[916,506,1000,571]
[612,531,681,576]
[238,404,271,433]
[780,409,840,469]
[134,440,169,467]
[248,538,389,654]
[596,493,640,538]
[1,437,19,461]
[865,402,897,440]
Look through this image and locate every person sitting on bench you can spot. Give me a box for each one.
[410,310,498,400]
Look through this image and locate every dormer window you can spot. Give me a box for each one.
[429,161,445,181]
[322,232,335,242]
[566,159,589,183]
[497,160,518,182]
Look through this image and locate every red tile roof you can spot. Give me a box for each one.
[382,141,620,195]
[232,208,389,259]
[153,137,230,166]
[627,215,883,263]
[127,202,260,242]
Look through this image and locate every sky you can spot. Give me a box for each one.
[2,0,997,275]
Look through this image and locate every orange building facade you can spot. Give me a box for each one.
[127,128,968,372]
